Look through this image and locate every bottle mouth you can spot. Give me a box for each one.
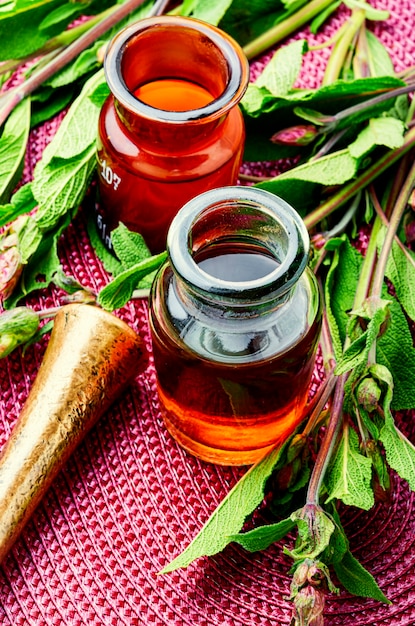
[167,187,310,303]
[104,16,249,123]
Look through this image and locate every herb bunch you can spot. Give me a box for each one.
[1,1,415,624]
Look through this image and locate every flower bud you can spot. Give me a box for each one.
[270,125,318,146]
[356,376,381,412]
[291,585,325,626]
[0,307,40,358]
[0,221,25,302]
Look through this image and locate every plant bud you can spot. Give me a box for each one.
[271,125,318,146]
[0,243,22,302]
[291,585,325,626]
[0,307,40,358]
[356,376,381,412]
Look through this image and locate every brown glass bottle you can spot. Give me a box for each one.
[96,16,249,253]
[149,187,322,466]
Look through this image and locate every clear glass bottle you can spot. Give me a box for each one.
[96,16,249,253]
[149,187,322,466]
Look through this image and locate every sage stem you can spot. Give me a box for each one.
[242,0,334,60]
[0,0,170,127]
[304,125,415,230]
[322,10,365,86]
[370,158,415,298]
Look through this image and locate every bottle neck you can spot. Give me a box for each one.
[104,16,249,149]
[167,187,310,317]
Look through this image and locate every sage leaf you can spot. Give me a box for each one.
[325,426,374,510]
[0,98,31,204]
[97,252,167,311]
[39,69,106,165]
[380,424,415,492]
[160,444,285,574]
[335,300,391,376]
[377,298,415,410]
[324,236,363,359]
[344,0,389,21]
[377,225,415,322]
[228,518,296,552]
[257,150,358,215]
[255,39,307,97]
[111,223,151,271]
[333,550,390,603]
[365,30,395,77]
[0,183,37,229]
[348,117,405,159]
[85,211,123,277]
[181,0,233,25]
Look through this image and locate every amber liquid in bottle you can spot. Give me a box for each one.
[134,78,213,111]
[150,250,322,466]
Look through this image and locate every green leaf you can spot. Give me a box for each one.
[377,225,415,322]
[255,39,307,97]
[111,222,151,270]
[86,210,123,277]
[97,252,167,311]
[365,30,395,77]
[348,117,405,159]
[323,236,363,358]
[377,298,415,410]
[257,150,358,215]
[33,144,96,231]
[379,423,415,492]
[344,0,389,21]
[0,0,75,60]
[39,69,106,165]
[181,0,233,25]
[325,426,374,510]
[0,98,30,204]
[229,518,295,552]
[333,550,390,603]
[0,183,37,229]
[310,1,341,34]
[335,299,391,376]
[38,2,83,31]
[160,443,286,574]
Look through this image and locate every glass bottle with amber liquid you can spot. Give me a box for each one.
[149,187,322,466]
[96,16,249,253]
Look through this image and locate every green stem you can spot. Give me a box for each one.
[304,124,415,230]
[322,9,365,85]
[306,373,346,506]
[0,0,170,127]
[242,0,334,60]
[370,157,415,298]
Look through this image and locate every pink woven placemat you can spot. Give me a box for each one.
[1,1,415,624]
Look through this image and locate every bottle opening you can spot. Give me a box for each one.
[104,16,249,123]
[167,187,310,302]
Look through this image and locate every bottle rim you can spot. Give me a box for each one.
[167,186,310,302]
[104,16,249,124]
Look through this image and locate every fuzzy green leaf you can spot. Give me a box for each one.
[365,30,395,77]
[324,236,363,359]
[377,298,415,410]
[380,424,415,492]
[97,252,167,311]
[0,98,31,204]
[348,117,405,159]
[377,226,415,322]
[160,444,286,574]
[326,427,374,510]
[255,39,307,97]
[333,550,390,603]
[111,223,151,270]
[228,518,296,552]
[181,0,233,25]
[0,183,37,229]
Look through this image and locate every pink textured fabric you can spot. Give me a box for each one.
[1,1,415,624]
